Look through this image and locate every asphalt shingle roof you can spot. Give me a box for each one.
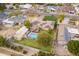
[0,12,8,21]
[8,16,26,23]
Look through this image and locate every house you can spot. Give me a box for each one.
[30,20,54,31]
[40,21,54,30]
[47,6,57,12]
[2,15,26,27]
[6,4,13,9]
[74,4,79,14]
[68,18,79,26]
[19,4,32,9]
[72,4,79,13]
[64,27,79,41]
[38,5,45,10]
[8,16,26,26]
[0,12,8,24]
[2,19,15,27]
[14,26,28,40]
[56,5,75,14]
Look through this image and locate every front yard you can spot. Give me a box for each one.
[43,16,57,21]
[15,39,52,52]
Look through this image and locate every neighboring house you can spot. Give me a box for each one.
[14,26,28,40]
[65,27,79,41]
[19,4,32,9]
[72,4,79,13]
[30,20,54,31]
[68,18,79,26]
[2,15,26,27]
[0,12,8,24]
[8,16,26,25]
[6,4,14,9]
[74,5,79,14]
[38,5,45,10]
[56,5,75,14]
[40,21,54,30]
[2,19,15,27]
[47,6,57,12]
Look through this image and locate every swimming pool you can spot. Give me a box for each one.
[28,32,38,39]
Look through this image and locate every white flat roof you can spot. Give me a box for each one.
[16,26,28,35]
[20,4,32,9]
[67,27,79,34]
[2,19,14,24]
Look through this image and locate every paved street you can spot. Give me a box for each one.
[12,42,39,56]
[54,18,71,56]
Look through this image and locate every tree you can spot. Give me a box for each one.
[54,21,58,29]
[13,3,19,9]
[58,12,64,23]
[67,40,79,55]
[14,46,23,52]
[38,51,54,56]
[0,4,6,12]
[23,50,28,54]
[24,20,30,29]
[47,28,53,35]
[0,36,6,46]
[37,31,52,46]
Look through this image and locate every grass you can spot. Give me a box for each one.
[47,4,64,6]
[43,16,57,21]
[15,39,52,52]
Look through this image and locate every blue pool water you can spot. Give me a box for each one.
[28,32,38,39]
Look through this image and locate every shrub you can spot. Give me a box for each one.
[23,50,28,54]
[24,20,30,29]
[0,36,6,46]
[38,51,54,56]
[67,40,79,56]
[15,46,23,52]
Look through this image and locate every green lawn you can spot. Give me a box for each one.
[43,16,57,21]
[15,39,52,52]
[47,4,64,6]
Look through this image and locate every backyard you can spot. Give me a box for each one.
[15,29,56,52]
[15,39,52,52]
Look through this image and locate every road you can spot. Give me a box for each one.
[54,18,72,56]
[11,42,39,56]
